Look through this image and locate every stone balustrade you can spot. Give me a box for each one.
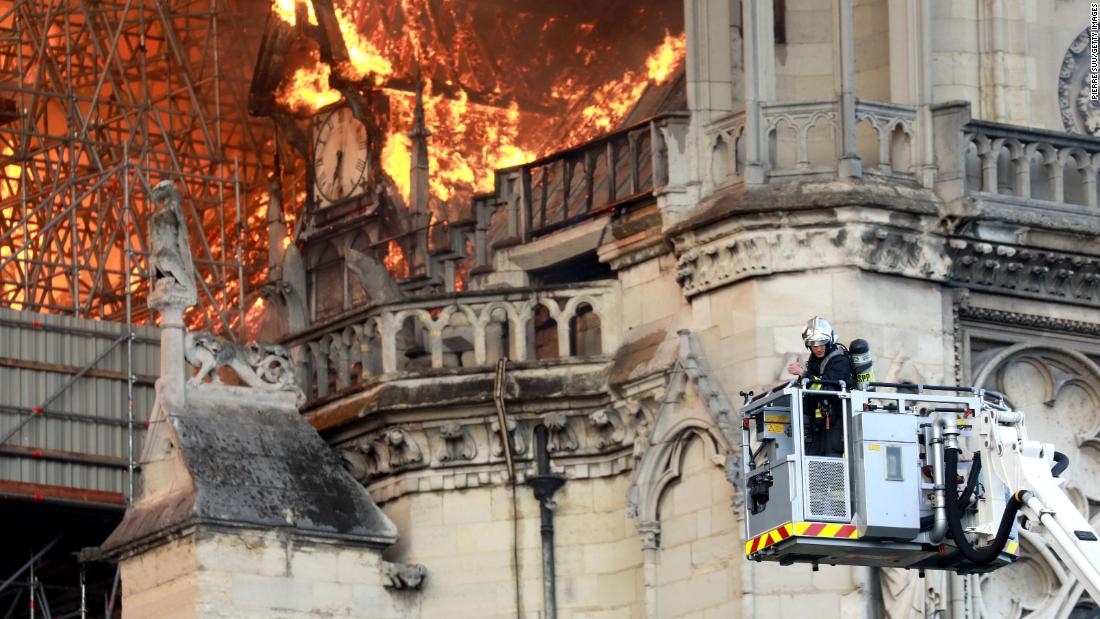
[703,110,747,189]
[285,282,620,404]
[759,98,918,181]
[934,100,1100,210]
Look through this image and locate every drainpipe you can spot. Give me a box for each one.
[529,425,565,619]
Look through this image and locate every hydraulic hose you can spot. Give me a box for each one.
[1052,451,1069,478]
[958,452,982,507]
[944,448,1024,565]
[919,452,981,529]
[920,442,982,530]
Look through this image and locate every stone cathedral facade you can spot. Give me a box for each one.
[104,1,1100,617]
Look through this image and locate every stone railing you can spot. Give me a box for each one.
[934,101,1100,210]
[485,113,689,244]
[703,110,747,190]
[760,98,918,181]
[285,282,620,404]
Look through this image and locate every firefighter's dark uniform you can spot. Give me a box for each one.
[803,345,853,458]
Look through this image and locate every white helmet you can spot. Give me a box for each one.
[802,316,836,349]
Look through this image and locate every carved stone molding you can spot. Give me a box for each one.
[958,303,1100,338]
[1059,27,1100,136]
[382,561,427,590]
[588,408,625,449]
[636,520,661,550]
[339,441,381,483]
[628,330,738,525]
[971,345,1100,616]
[490,417,527,458]
[948,239,1100,305]
[383,428,425,470]
[543,412,579,454]
[437,422,477,463]
[333,405,646,504]
[675,224,947,297]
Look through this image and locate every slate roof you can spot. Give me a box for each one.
[102,389,397,556]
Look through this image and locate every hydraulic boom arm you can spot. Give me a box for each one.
[972,408,1100,600]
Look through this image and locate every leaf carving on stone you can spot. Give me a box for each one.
[383,428,424,469]
[490,416,526,457]
[438,422,477,463]
[588,408,625,449]
[544,412,579,454]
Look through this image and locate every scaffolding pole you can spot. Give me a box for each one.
[0,0,272,333]
[0,3,276,615]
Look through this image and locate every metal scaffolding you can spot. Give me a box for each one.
[0,2,272,616]
[0,0,272,334]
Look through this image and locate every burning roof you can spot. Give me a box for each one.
[251,0,686,211]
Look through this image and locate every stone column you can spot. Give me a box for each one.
[685,0,735,121]
[680,0,737,205]
[638,521,661,619]
[742,0,776,185]
[977,0,1031,125]
[381,312,398,373]
[889,0,937,187]
[149,291,189,408]
[833,0,862,179]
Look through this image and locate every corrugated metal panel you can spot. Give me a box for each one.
[0,307,159,503]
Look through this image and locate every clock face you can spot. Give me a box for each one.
[312,106,369,206]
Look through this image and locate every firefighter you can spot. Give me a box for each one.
[786,316,853,457]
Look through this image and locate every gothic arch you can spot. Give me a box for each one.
[969,344,1100,617]
[632,420,727,526]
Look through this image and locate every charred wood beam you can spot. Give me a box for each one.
[0,98,17,126]
[381,76,557,116]
[310,0,351,68]
[0,356,157,385]
[0,444,131,470]
[246,3,559,117]
[249,11,296,117]
[271,110,310,160]
[460,0,625,16]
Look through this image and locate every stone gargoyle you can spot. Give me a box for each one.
[148,180,197,304]
[184,331,305,405]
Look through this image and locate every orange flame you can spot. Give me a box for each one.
[270,0,685,291]
[0,146,21,201]
[646,31,686,83]
[278,49,342,114]
[561,30,686,143]
[380,85,534,205]
[382,239,409,279]
[272,0,316,25]
[335,6,393,83]
[243,296,267,339]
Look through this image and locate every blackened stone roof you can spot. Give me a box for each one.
[101,387,397,557]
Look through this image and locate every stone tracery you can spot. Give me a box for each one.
[972,345,1100,616]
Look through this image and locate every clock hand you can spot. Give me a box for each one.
[332,150,344,194]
